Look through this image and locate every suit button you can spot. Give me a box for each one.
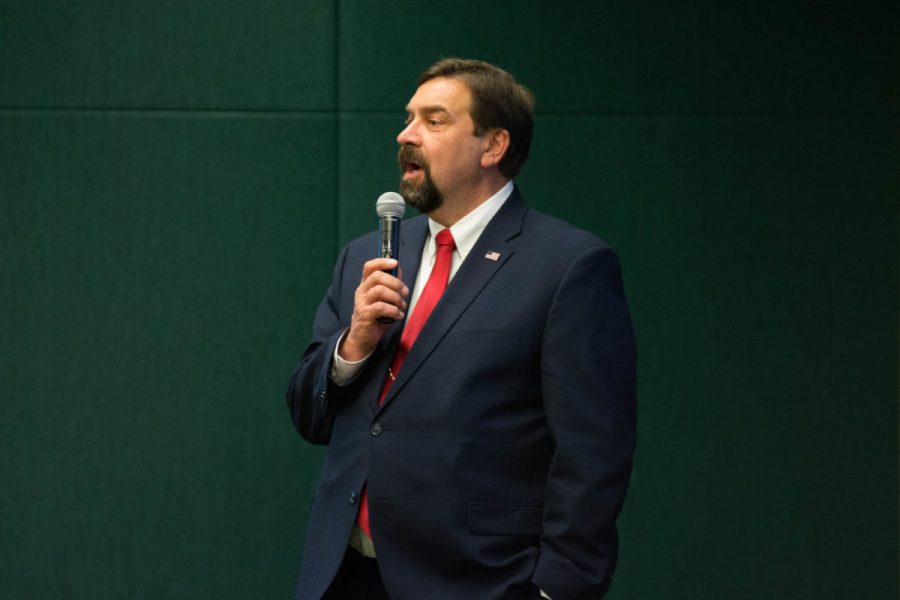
[348,491,358,504]
[370,422,383,436]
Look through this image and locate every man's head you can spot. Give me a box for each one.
[397,58,535,222]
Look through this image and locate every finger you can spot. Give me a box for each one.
[360,270,409,297]
[361,258,399,280]
[356,300,406,323]
[361,285,408,312]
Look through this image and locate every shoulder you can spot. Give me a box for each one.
[343,214,429,248]
[336,214,429,265]
[519,205,614,262]
[342,229,378,254]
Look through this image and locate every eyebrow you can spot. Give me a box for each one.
[407,105,451,117]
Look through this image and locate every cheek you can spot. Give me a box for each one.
[426,137,482,181]
[453,145,485,173]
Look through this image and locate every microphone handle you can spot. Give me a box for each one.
[376,216,401,324]
[378,216,401,276]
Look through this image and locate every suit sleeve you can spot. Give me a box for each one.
[285,245,359,445]
[532,244,637,600]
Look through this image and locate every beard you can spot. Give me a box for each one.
[398,145,443,214]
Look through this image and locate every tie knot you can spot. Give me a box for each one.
[435,228,455,250]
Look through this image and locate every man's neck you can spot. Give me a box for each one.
[428,174,510,227]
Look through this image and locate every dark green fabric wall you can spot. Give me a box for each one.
[2,1,897,598]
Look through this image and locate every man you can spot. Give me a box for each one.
[287,58,636,600]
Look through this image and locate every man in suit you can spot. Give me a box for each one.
[287,58,636,600]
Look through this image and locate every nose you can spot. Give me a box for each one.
[397,120,419,146]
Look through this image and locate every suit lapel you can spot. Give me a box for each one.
[378,190,528,411]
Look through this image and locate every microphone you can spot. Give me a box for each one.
[375,192,406,324]
[376,192,405,275]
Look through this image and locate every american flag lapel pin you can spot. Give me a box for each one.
[484,251,501,261]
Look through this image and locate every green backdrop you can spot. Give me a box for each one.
[2,1,897,598]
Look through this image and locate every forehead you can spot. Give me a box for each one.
[406,77,472,115]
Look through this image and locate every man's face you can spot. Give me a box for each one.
[397,77,486,214]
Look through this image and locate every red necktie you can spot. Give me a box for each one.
[357,228,456,538]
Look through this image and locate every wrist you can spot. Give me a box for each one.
[338,331,370,362]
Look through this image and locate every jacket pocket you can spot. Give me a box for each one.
[467,502,543,536]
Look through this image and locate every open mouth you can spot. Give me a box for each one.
[402,159,423,178]
[399,146,426,179]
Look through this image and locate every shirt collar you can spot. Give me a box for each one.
[427,180,514,261]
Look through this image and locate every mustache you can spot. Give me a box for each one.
[398,145,427,170]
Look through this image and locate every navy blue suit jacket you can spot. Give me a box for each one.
[287,189,636,600]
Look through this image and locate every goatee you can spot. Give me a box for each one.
[398,146,443,214]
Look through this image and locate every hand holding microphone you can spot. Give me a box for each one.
[338,193,409,362]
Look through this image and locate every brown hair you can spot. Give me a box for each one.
[419,58,535,179]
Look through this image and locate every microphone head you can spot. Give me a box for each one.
[376,192,406,219]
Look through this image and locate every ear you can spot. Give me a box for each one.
[480,128,510,169]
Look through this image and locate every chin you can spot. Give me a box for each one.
[400,178,443,214]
